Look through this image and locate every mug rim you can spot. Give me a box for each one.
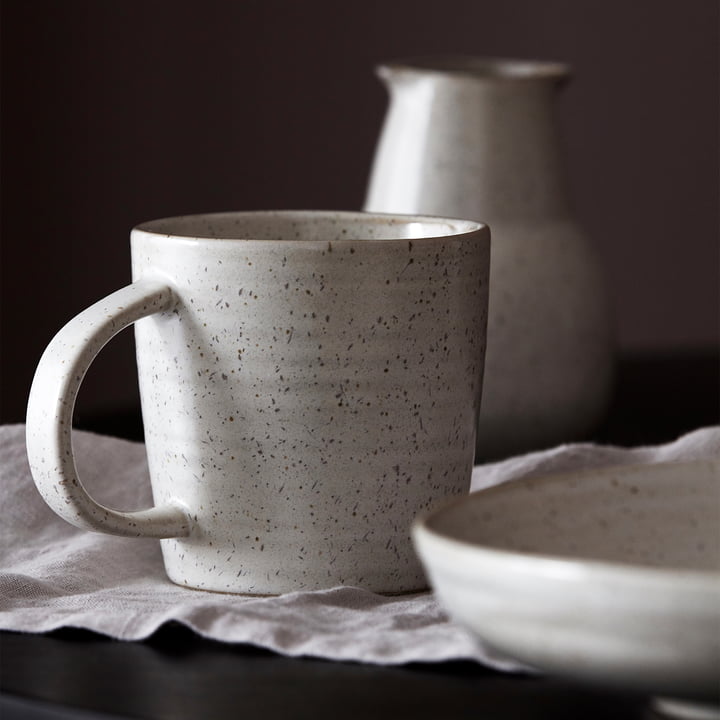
[132,210,487,244]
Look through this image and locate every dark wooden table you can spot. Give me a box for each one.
[2,351,718,720]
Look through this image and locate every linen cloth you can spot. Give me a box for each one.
[1,424,717,667]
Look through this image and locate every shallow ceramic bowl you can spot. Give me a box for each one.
[413,460,720,712]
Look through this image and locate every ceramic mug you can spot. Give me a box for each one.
[26,210,490,594]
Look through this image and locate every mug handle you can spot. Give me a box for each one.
[26,279,192,539]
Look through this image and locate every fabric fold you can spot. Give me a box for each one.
[1,424,717,667]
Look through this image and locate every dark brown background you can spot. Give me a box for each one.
[2,0,718,425]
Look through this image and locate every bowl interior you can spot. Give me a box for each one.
[426,460,720,572]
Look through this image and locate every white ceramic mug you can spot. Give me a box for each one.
[26,210,490,594]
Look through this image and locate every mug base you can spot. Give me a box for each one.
[166,575,430,597]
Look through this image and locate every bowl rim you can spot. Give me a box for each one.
[413,458,720,590]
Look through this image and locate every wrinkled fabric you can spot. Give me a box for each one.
[1,424,717,666]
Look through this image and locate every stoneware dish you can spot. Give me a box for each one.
[413,460,720,718]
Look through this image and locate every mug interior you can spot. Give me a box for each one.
[135,210,481,242]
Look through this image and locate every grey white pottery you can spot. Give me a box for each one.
[365,57,614,459]
[26,210,490,595]
[413,460,720,718]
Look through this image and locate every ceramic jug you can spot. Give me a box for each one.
[364,57,614,459]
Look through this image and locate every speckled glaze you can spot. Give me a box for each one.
[26,210,490,595]
[364,57,614,459]
[413,460,720,710]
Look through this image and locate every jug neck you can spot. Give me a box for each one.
[373,59,573,221]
